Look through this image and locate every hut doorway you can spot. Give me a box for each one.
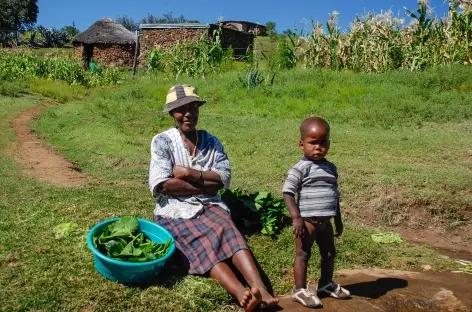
[83,44,93,67]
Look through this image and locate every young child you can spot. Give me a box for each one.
[283,117,350,308]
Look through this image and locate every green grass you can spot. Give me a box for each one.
[254,36,278,68]
[1,64,470,311]
[34,67,472,224]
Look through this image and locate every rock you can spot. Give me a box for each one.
[421,264,433,271]
[433,289,468,312]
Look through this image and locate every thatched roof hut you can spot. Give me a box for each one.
[72,18,137,67]
[73,18,137,45]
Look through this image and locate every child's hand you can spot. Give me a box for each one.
[292,217,305,238]
[334,219,344,237]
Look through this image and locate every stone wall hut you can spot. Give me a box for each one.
[139,23,254,66]
[220,21,267,36]
[72,18,137,67]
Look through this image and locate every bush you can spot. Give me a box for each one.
[0,80,26,97]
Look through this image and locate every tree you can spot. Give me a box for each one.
[140,12,199,24]
[266,21,276,36]
[36,26,68,47]
[61,22,80,41]
[265,21,277,41]
[0,0,39,46]
[116,15,138,31]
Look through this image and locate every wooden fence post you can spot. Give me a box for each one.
[132,30,140,76]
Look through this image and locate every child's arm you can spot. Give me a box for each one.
[284,193,304,238]
[283,166,304,237]
[334,200,343,237]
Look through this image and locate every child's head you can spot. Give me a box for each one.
[299,117,330,161]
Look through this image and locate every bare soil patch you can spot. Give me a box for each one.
[11,103,92,187]
[276,269,472,311]
[348,185,472,261]
[395,228,472,261]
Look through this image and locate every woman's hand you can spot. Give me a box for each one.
[173,166,190,180]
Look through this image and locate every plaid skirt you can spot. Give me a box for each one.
[154,205,248,275]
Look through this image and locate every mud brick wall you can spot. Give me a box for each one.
[211,26,254,57]
[139,28,205,60]
[73,45,82,58]
[222,22,267,36]
[73,43,136,67]
[139,26,254,65]
[92,44,135,67]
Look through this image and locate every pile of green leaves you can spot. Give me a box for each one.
[92,216,172,262]
[220,188,291,235]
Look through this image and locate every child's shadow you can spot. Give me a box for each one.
[338,278,408,299]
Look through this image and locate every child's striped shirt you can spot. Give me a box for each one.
[282,157,339,217]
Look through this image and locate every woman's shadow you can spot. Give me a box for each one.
[126,248,276,294]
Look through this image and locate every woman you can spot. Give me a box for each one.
[149,85,278,311]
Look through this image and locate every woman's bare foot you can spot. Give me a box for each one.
[259,288,279,308]
[239,287,262,312]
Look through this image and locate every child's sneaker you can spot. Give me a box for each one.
[317,281,351,299]
[291,287,323,308]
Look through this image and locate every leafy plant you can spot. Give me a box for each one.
[276,34,298,70]
[36,25,69,47]
[92,216,172,262]
[147,26,231,79]
[371,232,403,244]
[220,188,290,235]
[238,61,276,90]
[149,48,165,71]
[53,222,78,239]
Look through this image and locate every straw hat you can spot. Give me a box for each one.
[164,84,206,112]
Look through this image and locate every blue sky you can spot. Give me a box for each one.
[37,0,450,32]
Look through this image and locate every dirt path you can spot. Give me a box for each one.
[276,269,472,312]
[11,103,91,187]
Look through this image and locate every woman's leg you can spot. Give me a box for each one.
[231,249,279,307]
[210,261,261,312]
[294,220,317,289]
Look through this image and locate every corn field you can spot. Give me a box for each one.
[0,50,123,87]
[294,0,472,72]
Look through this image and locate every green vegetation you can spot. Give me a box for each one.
[93,217,173,262]
[0,51,124,87]
[148,27,236,78]
[0,0,38,46]
[221,189,291,235]
[1,61,469,311]
[255,1,472,73]
[1,1,472,309]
